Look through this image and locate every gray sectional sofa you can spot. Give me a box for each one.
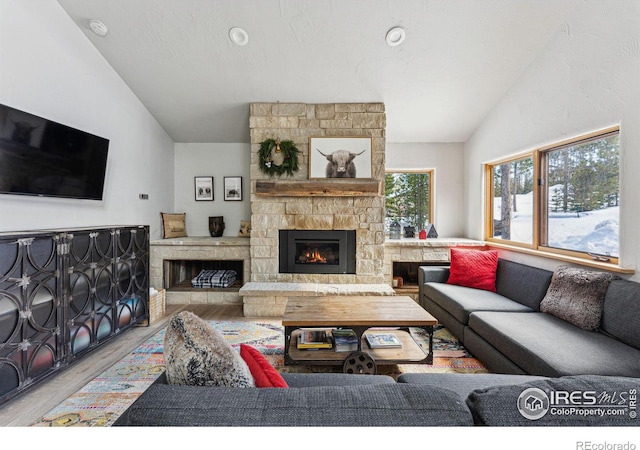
[418,259,640,377]
[113,371,640,426]
[113,258,640,427]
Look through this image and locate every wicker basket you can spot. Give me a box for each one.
[149,289,166,324]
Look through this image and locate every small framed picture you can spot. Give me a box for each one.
[224,176,243,201]
[309,136,372,179]
[194,176,214,201]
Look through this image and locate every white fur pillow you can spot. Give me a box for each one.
[163,311,255,387]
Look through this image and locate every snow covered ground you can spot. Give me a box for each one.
[493,191,619,257]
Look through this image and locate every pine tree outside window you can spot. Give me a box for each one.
[541,130,619,258]
[385,171,433,233]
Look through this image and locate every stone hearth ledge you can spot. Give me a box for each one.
[239,282,395,317]
[239,282,395,297]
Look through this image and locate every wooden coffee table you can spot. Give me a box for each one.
[282,295,438,374]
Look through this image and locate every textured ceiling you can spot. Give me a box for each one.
[56,0,579,143]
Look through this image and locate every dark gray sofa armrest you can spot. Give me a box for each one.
[113,383,474,426]
[418,265,450,285]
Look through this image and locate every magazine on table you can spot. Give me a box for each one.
[297,329,333,349]
[332,329,359,352]
[365,332,402,349]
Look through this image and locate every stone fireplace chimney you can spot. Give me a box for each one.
[249,102,386,284]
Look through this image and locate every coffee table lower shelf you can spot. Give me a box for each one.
[285,328,433,371]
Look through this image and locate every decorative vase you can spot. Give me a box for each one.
[208,216,225,237]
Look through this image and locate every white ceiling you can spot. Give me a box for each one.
[56,0,580,144]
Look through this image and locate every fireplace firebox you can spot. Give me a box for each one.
[279,230,356,274]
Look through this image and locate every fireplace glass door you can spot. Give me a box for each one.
[279,230,355,274]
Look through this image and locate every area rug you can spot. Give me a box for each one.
[31,321,487,427]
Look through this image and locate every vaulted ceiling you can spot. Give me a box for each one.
[57,0,580,144]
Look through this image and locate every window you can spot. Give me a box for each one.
[488,155,535,245]
[485,127,620,263]
[385,170,433,232]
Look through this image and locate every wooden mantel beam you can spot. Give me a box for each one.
[255,179,381,197]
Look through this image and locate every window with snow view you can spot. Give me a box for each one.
[541,130,619,258]
[489,155,534,246]
[486,127,620,262]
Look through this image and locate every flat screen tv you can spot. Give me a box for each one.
[0,103,109,200]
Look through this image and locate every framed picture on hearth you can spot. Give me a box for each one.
[309,136,372,179]
[194,176,214,201]
[224,176,243,201]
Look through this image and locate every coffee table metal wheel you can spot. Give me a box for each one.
[343,351,376,375]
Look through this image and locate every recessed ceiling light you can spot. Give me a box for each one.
[385,26,406,47]
[229,27,249,46]
[89,19,109,37]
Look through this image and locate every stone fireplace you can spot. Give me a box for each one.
[249,102,386,285]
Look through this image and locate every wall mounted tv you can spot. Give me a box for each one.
[0,103,109,200]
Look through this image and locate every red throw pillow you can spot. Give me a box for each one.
[239,344,288,388]
[446,248,499,292]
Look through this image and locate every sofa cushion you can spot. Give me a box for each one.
[540,265,616,331]
[467,375,640,426]
[423,282,532,325]
[447,248,499,292]
[113,383,474,426]
[281,372,396,388]
[240,344,288,388]
[468,311,640,377]
[397,373,548,400]
[494,259,553,310]
[163,311,255,387]
[600,279,640,350]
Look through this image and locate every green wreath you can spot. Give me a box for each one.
[258,138,300,177]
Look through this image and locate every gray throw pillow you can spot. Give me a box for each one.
[540,265,616,331]
[163,311,255,387]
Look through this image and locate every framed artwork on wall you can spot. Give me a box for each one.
[194,176,214,201]
[224,176,243,201]
[308,136,372,179]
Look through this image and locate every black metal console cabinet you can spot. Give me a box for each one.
[0,226,149,405]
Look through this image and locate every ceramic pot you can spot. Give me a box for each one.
[208,216,225,237]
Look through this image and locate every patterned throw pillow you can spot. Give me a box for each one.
[161,212,187,238]
[540,265,616,331]
[163,311,255,387]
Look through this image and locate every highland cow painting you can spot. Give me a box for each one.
[309,137,372,179]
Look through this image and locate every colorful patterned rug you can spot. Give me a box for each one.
[31,321,487,427]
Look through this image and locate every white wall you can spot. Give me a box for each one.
[464,1,640,279]
[0,0,174,239]
[174,143,251,237]
[386,142,465,237]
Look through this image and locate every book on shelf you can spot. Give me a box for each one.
[297,329,333,349]
[332,329,359,352]
[365,332,402,349]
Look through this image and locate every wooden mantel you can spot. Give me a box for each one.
[255,179,381,197]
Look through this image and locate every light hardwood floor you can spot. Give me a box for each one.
[0,304,253,427]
